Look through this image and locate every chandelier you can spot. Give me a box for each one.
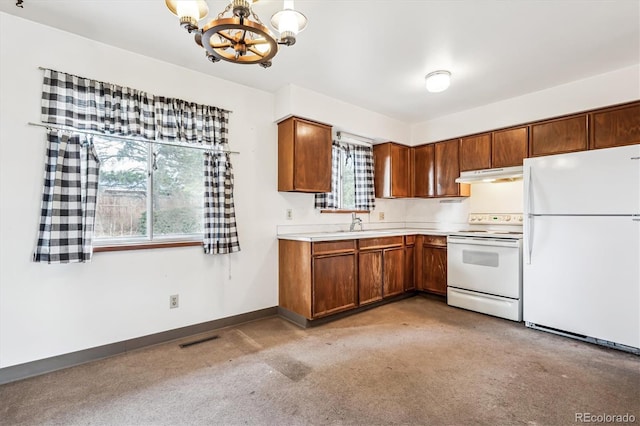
[165,0,308,68]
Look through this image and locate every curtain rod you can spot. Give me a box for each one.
[28,122,240,155]
[36,66,233,114]
[337,131,374,147]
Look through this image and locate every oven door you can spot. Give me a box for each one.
[447,236,522,299]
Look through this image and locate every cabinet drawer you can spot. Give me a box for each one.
[312,240,356,255]
[405,235,416,245]
[422,235,447,247]
[359,236,404,250]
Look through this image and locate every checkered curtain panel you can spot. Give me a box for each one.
[203,153,240,254]
[33,132,100,263]
[351,144,376,211]
[314,141,342,209]
[154,97,239,254]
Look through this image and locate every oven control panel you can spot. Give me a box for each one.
[468,213,523,225]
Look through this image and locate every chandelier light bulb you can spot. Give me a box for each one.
[425,70,452,93]
[165,0,208,31]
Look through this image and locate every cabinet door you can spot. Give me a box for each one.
[374,143,410,198]
[412,144,435,198]
[404,244,415,291]
[383,247,405,298]
[435,140,469,197]
[530,115,587,157]
[294,120,332,192]
[459,134,491,172]
[492,127,528,167]
[391,144,410,197]
[422,246,447,296]
[313,253,357,317]
[590,102,640,150]
[358,250,383,305]
[278,117,332,192]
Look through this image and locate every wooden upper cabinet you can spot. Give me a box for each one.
[434,139,470,197]
[412,144,435,198]
[373,142,411,198]
[530,114,588,157]
[590,102,640,150]
[492,127,529,167]
[278,116,332,192]
[459,134,491,172]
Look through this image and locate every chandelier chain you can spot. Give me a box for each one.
[251,9,264,26]
[217,2,233,19]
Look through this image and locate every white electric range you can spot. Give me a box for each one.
[447,214,524,321]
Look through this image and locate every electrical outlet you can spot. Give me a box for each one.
[378,212,385,220]
[286,209,293,220]
[170,294,179,309]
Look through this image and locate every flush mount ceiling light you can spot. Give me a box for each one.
[425,70,452,93]
[166,0,308,68]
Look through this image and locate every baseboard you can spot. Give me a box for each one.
[0,306,278,385]
[279,292,416,328]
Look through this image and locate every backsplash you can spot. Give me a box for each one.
[277,180,523,234]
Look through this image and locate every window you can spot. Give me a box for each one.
[338,148,356,210]
[94,137,204,244]
[315,141,376,212]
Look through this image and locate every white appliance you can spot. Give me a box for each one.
[523,144,640,353]
[447,213,524,321]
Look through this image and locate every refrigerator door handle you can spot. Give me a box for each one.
[525,166,533,265]
[527,215,534,265]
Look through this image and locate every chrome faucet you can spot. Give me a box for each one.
[349,212,363,232]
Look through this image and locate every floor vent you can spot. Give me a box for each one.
[179,335,219,348]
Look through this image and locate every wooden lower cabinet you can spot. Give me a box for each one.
[383,247,405,297]
[404,243,415,291]
[415,235,448,296]
[279,234,445,322]
[313,253,358,317]
[358,250,383,305]
[422,245,447,295]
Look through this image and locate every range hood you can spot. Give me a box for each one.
[455,165,524,184]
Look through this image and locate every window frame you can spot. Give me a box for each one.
[92,137,204,251]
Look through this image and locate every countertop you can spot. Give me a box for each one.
[277,228,452,242]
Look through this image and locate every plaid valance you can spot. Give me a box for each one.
[41,69,230,147]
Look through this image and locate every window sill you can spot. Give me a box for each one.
[320,209,370,214]
[93,240,201,253]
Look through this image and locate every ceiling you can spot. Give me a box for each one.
[1,0,639,124]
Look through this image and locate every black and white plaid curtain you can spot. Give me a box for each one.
[351,144,376,211]
[315,141,375,211]
[34,69,238,260]
[315,141,342,209]
[33,132,100,263]
[204,153,240,254]
[155,97,239,254]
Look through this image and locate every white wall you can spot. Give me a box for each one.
[0,12,286,368]
[274,84,410,144]
[411,64,640,144]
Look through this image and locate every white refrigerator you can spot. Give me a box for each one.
[523,144,640,352]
